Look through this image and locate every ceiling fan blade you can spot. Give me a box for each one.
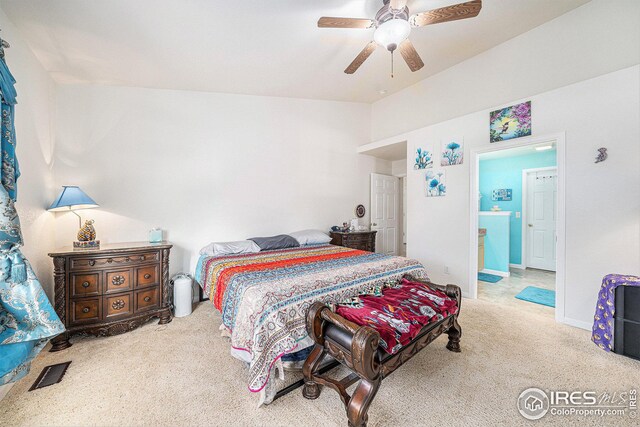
[399,39,424,72]
[410,0,482,27]
[318,17,375,29]
[345,42,377,74]
[390,0,408,10]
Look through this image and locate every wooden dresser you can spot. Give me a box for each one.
[48,241,173,352]
[330,231,376,252]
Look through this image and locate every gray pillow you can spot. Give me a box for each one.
[288,229,332,246]
[249,234,300,251]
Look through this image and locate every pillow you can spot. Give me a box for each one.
[199,240,261,256]
[288,229,332,246]
[248,234,299,251]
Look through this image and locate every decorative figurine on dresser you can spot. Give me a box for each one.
[47,241,173,351]
[330,230,377,252]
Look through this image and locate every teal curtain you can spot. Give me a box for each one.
[0,54,64,385]
[0,53,18,199]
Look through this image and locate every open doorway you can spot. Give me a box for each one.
[472,135,564,319]
[357,140,407,256]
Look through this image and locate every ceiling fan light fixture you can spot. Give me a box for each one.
[374,19,410,51]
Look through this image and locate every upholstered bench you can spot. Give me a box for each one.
[302,276,462,427]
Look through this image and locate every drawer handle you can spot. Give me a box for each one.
[82,307,90,314]
[112,275,126,285]
[140,255,145,261]
[144,273,151,279]
[111,299,126,310]
[82,281,90,288]
[144,296,151,302]
[88,260,96,266]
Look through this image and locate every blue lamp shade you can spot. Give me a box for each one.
[48,186,99,212]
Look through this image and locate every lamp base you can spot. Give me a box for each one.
[73,240,100,250]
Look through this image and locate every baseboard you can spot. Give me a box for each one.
[560,317,592,331]
[509,263,525,270]
[480,268,510,278]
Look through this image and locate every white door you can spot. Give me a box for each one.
[525,168,557,271]
[370,173,399,255]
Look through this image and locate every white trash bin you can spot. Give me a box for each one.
[172,274,193,317]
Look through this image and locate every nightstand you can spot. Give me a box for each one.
[330,231,377,252]
[48,241,173,351]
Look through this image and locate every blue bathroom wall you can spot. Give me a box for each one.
[479,214,511,273]
[479,150,556,265]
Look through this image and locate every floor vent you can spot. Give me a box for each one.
[28,361,71,391]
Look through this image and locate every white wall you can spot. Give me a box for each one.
[387,66,638,328]
[0,9,56,296]
[391,159,407,177]
[53,85,388,274]
[371,0,640,141]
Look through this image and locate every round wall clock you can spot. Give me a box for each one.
[355,204,366,218]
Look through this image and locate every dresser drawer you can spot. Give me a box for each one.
[105,269,133,293]
[69,251,160,271]
[343,235,370,243]
[71,273,100,297]
[104,293,132,319]
[348,242,371,251]
[342,236,374,252]
[71,297,102,325]
[135,287,160,313]
[136,265,159,288]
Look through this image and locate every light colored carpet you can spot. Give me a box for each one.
[1,298,638,426]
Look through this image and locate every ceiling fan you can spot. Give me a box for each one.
[318,0,482,76]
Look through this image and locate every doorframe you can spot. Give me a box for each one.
[468,132,566,323]
[521,166,558,270]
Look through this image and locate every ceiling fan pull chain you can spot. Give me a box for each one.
[391,50,394,78]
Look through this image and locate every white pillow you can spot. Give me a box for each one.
[288,229,332,246]
[199,240,261,256]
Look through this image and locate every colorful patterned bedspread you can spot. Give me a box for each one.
[195,244,428,392]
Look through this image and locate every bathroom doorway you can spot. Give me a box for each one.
[470,133,565,320]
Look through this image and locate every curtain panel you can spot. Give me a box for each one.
[0,55,64,385]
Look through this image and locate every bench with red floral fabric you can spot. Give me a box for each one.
[302,276,462,427]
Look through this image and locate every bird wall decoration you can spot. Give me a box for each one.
[595,147,608,163]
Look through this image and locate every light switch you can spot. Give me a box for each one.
[516,211,521,218]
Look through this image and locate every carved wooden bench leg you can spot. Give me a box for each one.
[302,344,325,399]
[446,317,462,352]
[346,377,381,427]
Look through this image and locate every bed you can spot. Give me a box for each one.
[194,243,428,403]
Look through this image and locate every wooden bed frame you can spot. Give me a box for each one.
[301,279,462,427]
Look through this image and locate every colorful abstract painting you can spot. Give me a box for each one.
[441,137,463,166]
[490,101,531,142]
[425,170,446,197]
[413,146,433,170]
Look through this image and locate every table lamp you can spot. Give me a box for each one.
[48,186,100,249]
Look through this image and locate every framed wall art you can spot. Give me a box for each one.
[490,101,531,142]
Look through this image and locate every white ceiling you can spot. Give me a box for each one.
[0,0,589,103]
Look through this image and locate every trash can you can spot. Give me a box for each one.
[172,274,193,317]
